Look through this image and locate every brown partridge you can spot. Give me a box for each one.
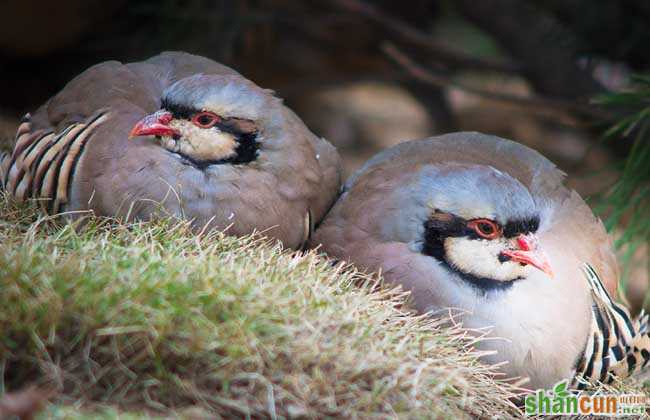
[311,132,649,390]
[0,52,342,249]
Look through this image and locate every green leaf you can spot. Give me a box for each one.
[553,381,569,397]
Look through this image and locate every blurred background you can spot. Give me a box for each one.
[0,0,648,310]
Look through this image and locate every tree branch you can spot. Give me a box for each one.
[454,0,605,101]
[382,43,614,123]
[331,0,521,75]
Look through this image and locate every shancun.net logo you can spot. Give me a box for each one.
[524,380,647,416]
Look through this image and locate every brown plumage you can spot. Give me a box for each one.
[310,132,639,390]
[1,52,342,248]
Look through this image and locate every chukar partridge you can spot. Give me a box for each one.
[311,132,650,390]
[0,52,341,249]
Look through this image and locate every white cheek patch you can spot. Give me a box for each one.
[161,137,180,153]
[445,237,531,282]
[165,120,237,162]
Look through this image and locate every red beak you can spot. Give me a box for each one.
[129,111,179,139]
[500,234,554,278]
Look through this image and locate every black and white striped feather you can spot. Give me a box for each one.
[573,263,650,388]
[0,111,109,214]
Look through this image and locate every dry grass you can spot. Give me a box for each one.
[0,194,527,419]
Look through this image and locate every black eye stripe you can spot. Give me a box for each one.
[425,211,540,239]
[503,217,540,237]
[161,99,193,119]
[161,100,257,136]
[425,213,471,238]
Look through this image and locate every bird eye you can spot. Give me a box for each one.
[191,112,220,128]
[468,219,501,239]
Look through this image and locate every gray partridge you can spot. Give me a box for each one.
[0,52,342,249]
[311,132,650,390]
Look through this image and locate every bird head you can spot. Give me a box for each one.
[419,164,553,289]
[129,74,279,168]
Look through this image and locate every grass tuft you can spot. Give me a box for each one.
[0,193,525,418]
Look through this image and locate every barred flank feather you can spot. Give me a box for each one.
[573,263,650,389]
[0,151,8,191]
[0,112,108,214]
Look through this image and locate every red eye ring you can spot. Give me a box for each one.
[468,219,501,239]
[191,111,220,128]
